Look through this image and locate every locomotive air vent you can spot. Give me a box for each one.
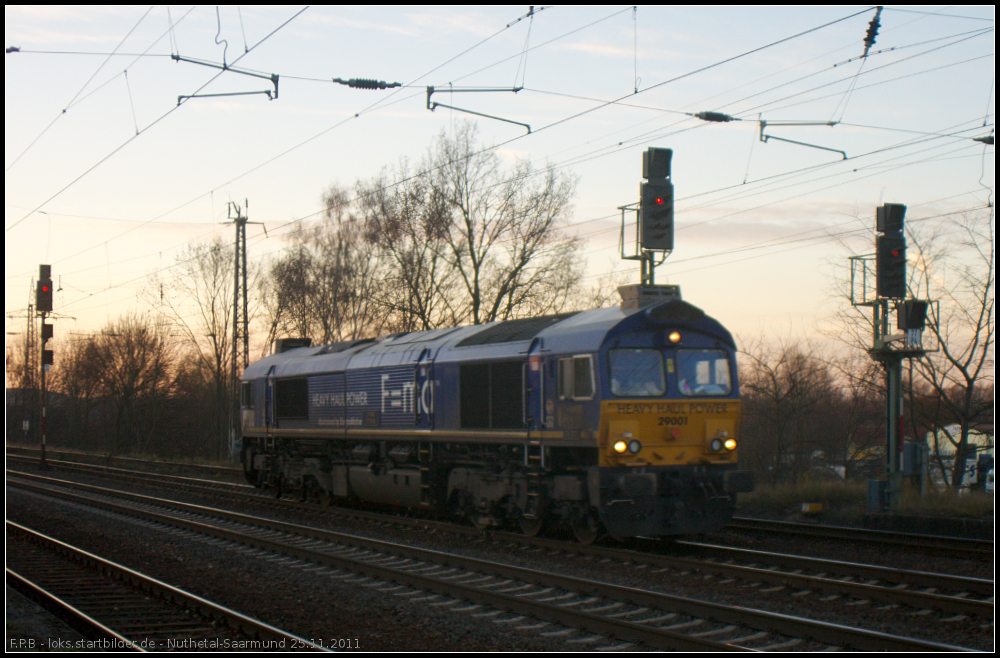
[645,299,705,324]
[273,337,312,354]
[457,312,579,347]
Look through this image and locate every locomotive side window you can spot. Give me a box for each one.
[275,377,308,418]
[609,349,665,397]
[676,349,732,396]
[558,355,595,400]
[240,381,254,407]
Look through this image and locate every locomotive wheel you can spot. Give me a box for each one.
[572,512,601,545]
[518,515,543,538]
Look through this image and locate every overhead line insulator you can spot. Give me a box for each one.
[862,6,882,58]
[692,111,737,123]
[332,77,402,90]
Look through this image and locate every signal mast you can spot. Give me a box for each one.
[850,204,930,511]
[618,148,680,307]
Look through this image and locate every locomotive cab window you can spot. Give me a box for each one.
[676,349,731,396]
[609,349,665,397]
[558,355,595,400]
[240,382,254,408]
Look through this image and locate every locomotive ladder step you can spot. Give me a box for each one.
[524,454,545,516]
[419,443,433,506]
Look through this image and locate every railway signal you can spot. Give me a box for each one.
[35,264,53,470]
[876,233,906,298]
[875,203,906,299]
[639,148,674,251]
[619,147,679,287]
[36,264,53,313]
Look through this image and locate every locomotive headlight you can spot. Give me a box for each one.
[614,440,628,454]
[710,438,724,452]
[628,439,642,454]
[667,330,682,344]
[724,438,737,451]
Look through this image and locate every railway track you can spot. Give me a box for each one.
[11,451,991,560]
[725,516,994,561]
[7,471,982,651]
[6,447,243,482]
[8,457,993,619]
[6,521,325,651]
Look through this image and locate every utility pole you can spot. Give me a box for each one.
[8,290,39,448]
[226,200,262,463]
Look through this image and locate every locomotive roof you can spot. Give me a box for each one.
[243,299,731,380]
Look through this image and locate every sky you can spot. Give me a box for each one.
[4,5,995,353]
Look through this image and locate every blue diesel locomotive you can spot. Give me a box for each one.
[239,285,753,542]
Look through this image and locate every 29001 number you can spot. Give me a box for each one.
[657,416,688,426]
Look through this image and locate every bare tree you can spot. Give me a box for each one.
[824,352,886,478]
[146,237,235,457]
[261,246,311,348]
[264,185,387,345]
[428,122,584,323]
[739,336,839,485]
[47,336,105,451]
[906,211,994,486]
[5,332,36,444]
[564,264,635,312]
[356,160,459,331]
[89,313,175,455]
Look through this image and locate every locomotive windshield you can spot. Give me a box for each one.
[609,348,666,396]
[675,349,732,396]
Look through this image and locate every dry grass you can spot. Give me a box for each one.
[738,479,867,511]
[897,485,995,517]
[740,479,994,519]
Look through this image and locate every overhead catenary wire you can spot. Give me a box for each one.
[30,101,993,307]
[4,6,310,236]
[262,7,881,243]
[29,10,640,291]
[9,7,992,318]
[7,4,554,272]
[525,22,994,172]
[11,4,867,248]
[4,6,198,174]
[53,109,990,310]
[571,143,991,269]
